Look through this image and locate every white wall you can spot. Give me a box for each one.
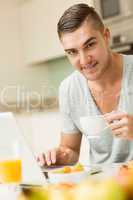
[0,0,24,84]
[0,0,50,105]
[20,0,94,64]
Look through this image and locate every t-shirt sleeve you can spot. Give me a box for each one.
[59,83,79,134]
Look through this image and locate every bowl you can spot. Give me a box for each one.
[48,170,89,184]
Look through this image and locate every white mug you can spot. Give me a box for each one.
[80,115,109,138]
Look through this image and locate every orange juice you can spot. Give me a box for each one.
[0,159,22,183]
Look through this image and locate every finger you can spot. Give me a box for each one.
[45,151,52,166]
[104,112,128,124]
[110,118,128,130]
[37,153,46,167]
[112,126,128,137]
[50,149,57,164]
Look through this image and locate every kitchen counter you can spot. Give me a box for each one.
[0,185,20,200]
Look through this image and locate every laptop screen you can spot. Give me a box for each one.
[0,112,46,184]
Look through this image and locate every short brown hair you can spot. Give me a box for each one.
[57,3,104,39]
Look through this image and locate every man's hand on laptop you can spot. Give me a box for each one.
[37,146,79,167]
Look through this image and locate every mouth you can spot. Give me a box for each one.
[82,61,98,70]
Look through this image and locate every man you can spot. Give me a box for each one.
[37,3,133,167]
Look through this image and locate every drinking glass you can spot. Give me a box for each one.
[0,141,22,184]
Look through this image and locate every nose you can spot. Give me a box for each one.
[79,52,92,66]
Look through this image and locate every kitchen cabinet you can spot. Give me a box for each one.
[20,0,93,64]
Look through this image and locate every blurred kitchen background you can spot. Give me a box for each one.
[1,0,133,164]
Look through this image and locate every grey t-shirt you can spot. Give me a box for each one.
[59,54,133,164]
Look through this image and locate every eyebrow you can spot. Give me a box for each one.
[83,37,96,47]
[64,37,96,52]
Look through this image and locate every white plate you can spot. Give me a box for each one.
[47,165,102,184]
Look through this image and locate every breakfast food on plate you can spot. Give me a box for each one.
[52,163,84,174]
[71,163,84,172]
[48,163,88,184]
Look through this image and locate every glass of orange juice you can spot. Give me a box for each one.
[0,141,22,184]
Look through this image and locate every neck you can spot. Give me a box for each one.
[88,53,123,92]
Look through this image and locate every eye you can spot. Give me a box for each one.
[66,50,77,56]
[87,42,96,49]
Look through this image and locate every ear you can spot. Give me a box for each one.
[103,28,110,44]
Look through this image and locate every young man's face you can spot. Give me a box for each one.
[60,20,111,81]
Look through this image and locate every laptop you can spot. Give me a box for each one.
[0,112,47,185]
